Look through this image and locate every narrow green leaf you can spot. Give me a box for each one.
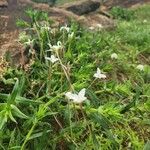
[90,112,110,129]
[9,146,21,150]
[0,93,9,100]
[9,111,17,123]
[0,103,7,110]
[8,79,19,105]
[144,141,150,150]
[17,77,25,96]
[0,93,42,105]
[16,96,43,105]
[29,130,51,140]
[0,110,7,129]
[120,87,140,114]
[11,105,28,119]
[8,128,16,148]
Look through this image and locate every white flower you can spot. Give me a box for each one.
[48,41,62,52]
[136,64,144,71]
[50,28,57,34]
[24,39,34,45]
[65,88,87,104]
[41,25,51,31]
[96,24,103,29]
[111,53,118,59]
[93,68,106,79]
[60,25,70,33]
[68,32,74,39]
[45,55,59,63]
[89,26,94,30]
[143,19,147,23]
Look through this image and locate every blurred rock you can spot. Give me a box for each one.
[64,0,101,15]
[0,0,8,8]
[0,31,28,67]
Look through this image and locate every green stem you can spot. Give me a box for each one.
[21,122,36,150]
[55,51,74,91]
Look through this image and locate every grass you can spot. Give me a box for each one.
[0,4,150,150]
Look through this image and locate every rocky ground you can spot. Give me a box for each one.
[0,0,150,65]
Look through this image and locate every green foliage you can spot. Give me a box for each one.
[0,5,150,150]
[110,6,134,20]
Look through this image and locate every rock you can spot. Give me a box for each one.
[0,0,8,8]
[64,0,101,15]
[0,31,28,67]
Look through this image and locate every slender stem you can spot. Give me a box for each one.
[79,104,92,140]
[68,101,73,138]
[55,51,74,91]
[87,78,97,89]
[55,51,75,138]
[53,115,63,129]
[47,63,52,94]
[21,122,36,150]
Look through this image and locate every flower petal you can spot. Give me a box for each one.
[78,88,86,98]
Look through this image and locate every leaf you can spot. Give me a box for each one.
[11,105,28,119]
[90,112,110,130]
[0,93,9,100]
[17,77,26,96]
[9,146,21,150]
[8,128,16,148]
[16,19,30,28]
[2,78,15,85]
[29,130,51,140]
[16,96,43,105]
[0,93,42,105]
[0,103,7,110]
[9,111,17,123]
[92,133,100,150]
[86,89,100,107]
[120,87,140,114]
[144,141,150,150]
[120,98,136,114]
[0,117,6,129]
[0,110,7,129]
[8,79,19,105]
[105,130,119,149]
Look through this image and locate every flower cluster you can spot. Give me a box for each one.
[45,25,146,105]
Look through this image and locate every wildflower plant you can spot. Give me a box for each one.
[1,6,150,150]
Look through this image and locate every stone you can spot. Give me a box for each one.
[0,0,8,8]
[64,0,101,15]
